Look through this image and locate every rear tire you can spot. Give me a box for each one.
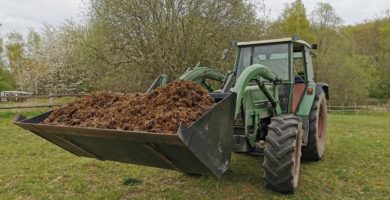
[301,91,327,161]
[263,115,302,194]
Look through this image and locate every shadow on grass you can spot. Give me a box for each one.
[181,153,265,185]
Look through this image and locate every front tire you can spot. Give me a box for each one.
[263,115,302,194]
[302,90,328,161]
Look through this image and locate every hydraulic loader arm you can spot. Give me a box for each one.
[231,64,282,117]
[179,64,225,92]
[147,63,224,92]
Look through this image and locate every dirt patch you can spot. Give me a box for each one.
[42,81,215,134]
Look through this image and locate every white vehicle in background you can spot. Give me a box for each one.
[0,91,33,102]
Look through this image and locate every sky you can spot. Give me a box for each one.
[263,0,390,24]
[0,0,85,36]
[0,0,390,36]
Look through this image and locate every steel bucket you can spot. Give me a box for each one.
[13,93,236,177]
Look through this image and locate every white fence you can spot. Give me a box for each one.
[328,104,390,112]
[0,94,84,110]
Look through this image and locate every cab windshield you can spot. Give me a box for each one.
[236,43,290,80]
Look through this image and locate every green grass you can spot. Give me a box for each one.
[0,112,389,199]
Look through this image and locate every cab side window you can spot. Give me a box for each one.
[304,47,314,82]
[293,49,305,83]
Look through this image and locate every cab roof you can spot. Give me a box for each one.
[236,37,311,49]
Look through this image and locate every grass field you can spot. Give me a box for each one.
[0,112,389,199]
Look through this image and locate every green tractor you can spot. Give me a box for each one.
[15,36,328,194]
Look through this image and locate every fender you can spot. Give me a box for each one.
[297,82,328,146]
[316,83,329,100]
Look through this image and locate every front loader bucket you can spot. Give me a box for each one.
[13,93,236,178]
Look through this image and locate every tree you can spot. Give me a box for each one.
[85,0,268,92]
[310,2,342,55]
[309,2,343,83]
[0,68,16,90]
[18,28,45,94]
[0,23,5,69]
[5,32,24,82]
[376,19,390,99]
[32,23,88,94]
[14,24,89,94]
[271,0,312,41]
[329,55,376,104]
[341,18,390,100]
[0,23,16,91]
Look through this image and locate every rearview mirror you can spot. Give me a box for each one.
[311,44,318,49]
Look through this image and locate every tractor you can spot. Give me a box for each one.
[15,36,328,194]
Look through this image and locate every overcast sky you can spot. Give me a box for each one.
[1,0,389,36]
[264,0,389,24]
[0,0,84,36]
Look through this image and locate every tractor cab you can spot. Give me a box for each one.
[228,36,328,158]
[234,36,316,114]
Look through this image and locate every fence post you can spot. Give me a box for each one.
[49,95,53,108]
[354,102,357,113]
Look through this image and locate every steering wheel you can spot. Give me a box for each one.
[295,72,305,83]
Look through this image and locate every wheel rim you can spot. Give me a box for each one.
[292,128,302,187]
[318,103,325,140]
